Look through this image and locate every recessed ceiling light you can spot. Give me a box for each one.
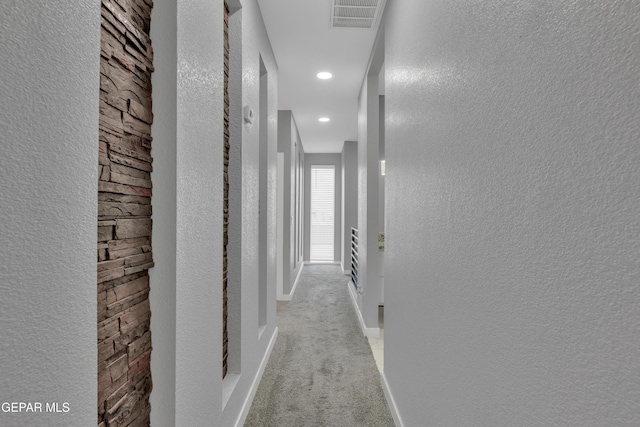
[319,117,330,122]
[317,72,333,80]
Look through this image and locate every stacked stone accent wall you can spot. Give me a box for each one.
[223,1,230,379]
[98,0,154,425]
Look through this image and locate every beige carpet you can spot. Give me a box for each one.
[244,264,394,427]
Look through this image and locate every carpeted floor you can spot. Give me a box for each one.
[244,264,395,427]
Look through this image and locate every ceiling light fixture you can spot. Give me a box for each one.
[318,117,330,122]
[317,72,333,80]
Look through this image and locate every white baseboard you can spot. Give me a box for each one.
[304,261,340,265]
[278,263,304,301]
[381,372,404,427]
[234,327,278,427]
[289,264,303,298]
[347,281,380,338]
[341,261,351,275]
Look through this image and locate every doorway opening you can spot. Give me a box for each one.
[310,165,335,261]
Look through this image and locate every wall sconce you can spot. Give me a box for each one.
[380,160,385,176]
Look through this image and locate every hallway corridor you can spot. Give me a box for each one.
[2,1,639,425]
[245,265,394,426]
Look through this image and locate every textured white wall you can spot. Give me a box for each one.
[224,0,280,424]
[172,0,224,423]
[0,2,99,426]
[277,110,304,296]
[384,0,640,425]
[150,0,278,425]
[378,96,385,303]
[149,0,178,424]
[226,0,244,384]
[357,68,384,331]
[290,117,305,277]
[277,111,293,293]
[342,141,358,272]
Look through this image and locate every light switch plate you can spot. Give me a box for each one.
[244,105,254,123]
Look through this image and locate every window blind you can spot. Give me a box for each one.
[310,165,335,261]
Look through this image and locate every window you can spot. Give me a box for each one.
[310,165,335,261]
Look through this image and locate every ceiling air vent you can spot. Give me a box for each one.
[330,0,386,30]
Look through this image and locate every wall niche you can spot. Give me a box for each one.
[97,0,154,425]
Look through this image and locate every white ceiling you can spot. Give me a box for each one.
[257,0,382,153]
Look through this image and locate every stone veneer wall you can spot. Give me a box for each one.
[222,0,230,379]
[97,0,154,425]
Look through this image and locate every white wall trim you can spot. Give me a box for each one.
[289,262,304,298]
[304,261,340,265]
[347,280,380,338]
[340,261,352,275]
[222,373,241,409]
[278,262,304,301]
[381,372,404,427]
[233,327,279,427]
